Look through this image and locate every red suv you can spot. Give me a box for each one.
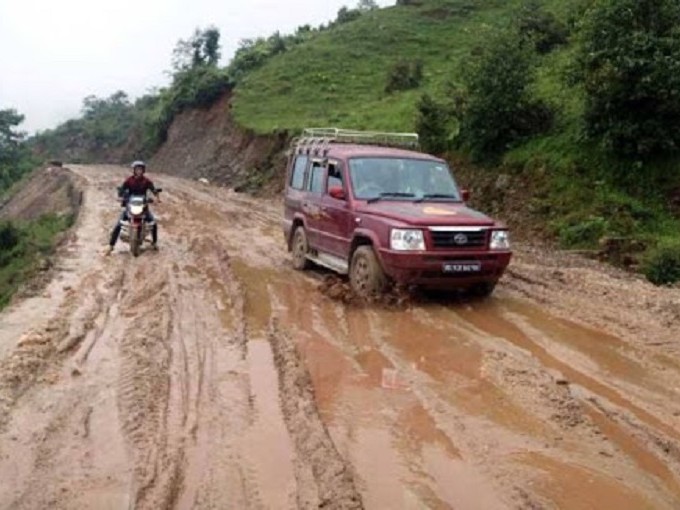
[283,129,512,297]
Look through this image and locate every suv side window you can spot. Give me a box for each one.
[290,155,308,190]
[309,161,325,194]
[327,162,343,190]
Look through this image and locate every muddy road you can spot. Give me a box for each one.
[0,165,679,509]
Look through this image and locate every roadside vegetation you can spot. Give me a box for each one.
[0,109,75,308]
[0,109,36,196]
[29,0,680,284]
[0,215,73,309]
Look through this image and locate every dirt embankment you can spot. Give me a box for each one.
[0,166,82,222]
[150,93,289,193]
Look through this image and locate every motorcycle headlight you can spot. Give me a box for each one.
[391,229,425,251]
[490,230,510,250]
[130,205,144,216]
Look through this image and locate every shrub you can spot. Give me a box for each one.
[642,239,680,285]
[415,94,455,155]
[336,7,363,24]
[385,60,424,93]
[516,1,569,54]
[555,216,608,248]
[0,222,21,255]
[576,0,680,158]
[457,30,553,160]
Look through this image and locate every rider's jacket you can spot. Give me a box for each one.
[120,175,157,201]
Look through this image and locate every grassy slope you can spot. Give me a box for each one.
[232,0,680,265]
[233,0,542,133]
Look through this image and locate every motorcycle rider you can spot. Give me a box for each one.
[107,161,160,254]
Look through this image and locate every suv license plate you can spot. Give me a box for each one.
[443,262,482,273]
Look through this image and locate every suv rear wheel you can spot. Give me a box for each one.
[350,246,387,297]
[292,226,311,270]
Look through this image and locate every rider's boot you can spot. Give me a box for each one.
[151,224,158,250]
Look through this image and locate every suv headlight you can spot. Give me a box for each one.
[490,230,510,250]
[391,229,425,251]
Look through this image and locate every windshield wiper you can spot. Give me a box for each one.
[367,192,416,204]
[414,193,460,203]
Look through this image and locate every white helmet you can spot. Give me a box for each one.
[131,160,146,173]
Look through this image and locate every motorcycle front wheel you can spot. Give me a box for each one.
[130,226,141,257]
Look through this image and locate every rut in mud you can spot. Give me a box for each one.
[0,165,679,509]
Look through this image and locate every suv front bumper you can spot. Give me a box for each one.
[379,249,512,288]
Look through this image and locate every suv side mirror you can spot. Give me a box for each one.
[461,189,471,202]
[329,186,346,200]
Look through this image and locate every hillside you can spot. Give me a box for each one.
[149,94,288,193]
[229,0,680,282]
[232,0,573,133]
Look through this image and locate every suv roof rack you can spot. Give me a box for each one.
[293,127,420,156]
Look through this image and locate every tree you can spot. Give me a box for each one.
[576,0,680,158]
[357,0,378,11]
[415,94,454,155]
[0,109,33,192]
[336,6,362,24]
[0,109,25,154]
[456,30,552,160]
[172,26,222,71]
[0,109,27,171]
[516,1,568,54]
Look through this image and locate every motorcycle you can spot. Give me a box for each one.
[118,188,162,257]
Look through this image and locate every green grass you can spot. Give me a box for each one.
[0,214,73,309]
[233,0,546,134]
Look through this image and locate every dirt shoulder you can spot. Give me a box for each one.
[507,243,680,355]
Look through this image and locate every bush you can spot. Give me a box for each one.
[336,6,363,24]
[415,94,456,155]
[385,60,424,93]
[555,216,608,248]
[456,30,553,160]
[517,1,569,53]
[576,0,680,158]
[643,239,680,285]
[0,222,21,261]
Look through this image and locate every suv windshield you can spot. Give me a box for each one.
[349,158,461,201]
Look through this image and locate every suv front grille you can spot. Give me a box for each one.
[430,229,488,249]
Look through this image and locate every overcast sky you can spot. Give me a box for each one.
[0,0,393,134]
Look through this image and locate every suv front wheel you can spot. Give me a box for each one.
[350,246,387,298]
[292,226,311,270]
[470,281,497,298]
